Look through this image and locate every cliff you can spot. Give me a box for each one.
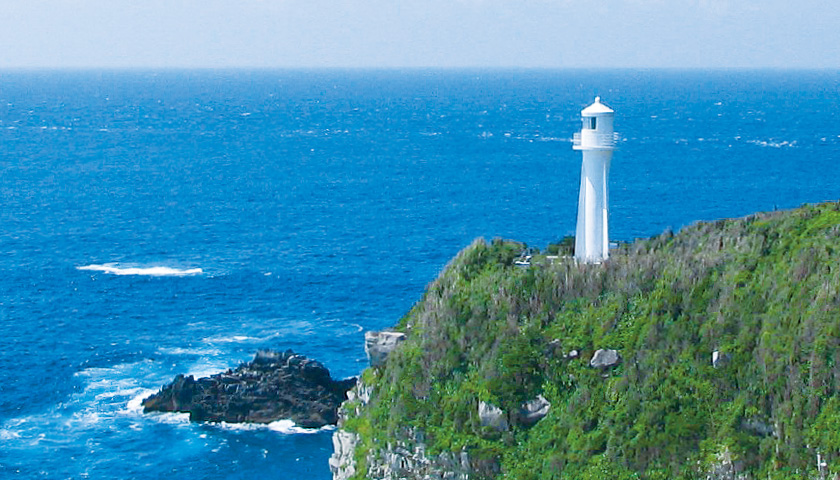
[332,201,840,480]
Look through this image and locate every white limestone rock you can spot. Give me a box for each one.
[712,350,731,369]
[365,331,407,367]
[329,430,360,480]
[478,401,508,431]
[519,395,551,426]
[590,349,620,368]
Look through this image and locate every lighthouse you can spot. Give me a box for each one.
[572,97,617,263]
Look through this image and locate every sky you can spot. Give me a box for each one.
[0,0,838,69]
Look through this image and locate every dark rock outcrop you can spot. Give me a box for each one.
[142,349,356,428]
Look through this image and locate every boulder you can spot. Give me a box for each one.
[712,350,731,369]
[741,417,775,437]
[519,395,551,426]
[478,401,508,431]
[547,339,562,356]
[142,349,356,428]
[705,447,746,480]
[365,331,406,367]
[590,349,620,368]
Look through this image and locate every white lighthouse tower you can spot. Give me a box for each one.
[572,97,617,263]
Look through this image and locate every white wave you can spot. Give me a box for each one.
[77,263,203,276]
[65,411,102,429]
[214,335,259,343]
[95,386,147,401]
[212,419,333,434]
[157,346,222,356]
[269,420,335,434]
[75,363,147,380]
[149,412,191,425]
[747,139,797,148]
[0,428,20,440]
[124,389,158,415]
[203,333,278,344]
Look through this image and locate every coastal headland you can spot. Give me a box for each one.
[332,201,840,480]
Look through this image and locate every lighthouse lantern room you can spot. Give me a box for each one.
[572,97,617,263]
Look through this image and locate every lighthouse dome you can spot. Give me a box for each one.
[581,97,614,116]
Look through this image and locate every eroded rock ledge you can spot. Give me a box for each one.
[143,349,356,428]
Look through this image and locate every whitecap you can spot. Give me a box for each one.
[65,411,102,429]
[149,412,191,425]
[95,386,147,401]
[747,139,797,148]
[157,346,222,356]
[203,333,277,344]
[0,428,21,440]
[268,420,335,434]
[212,419,333,434]
[77,263,203,276]
[124,389,158,415]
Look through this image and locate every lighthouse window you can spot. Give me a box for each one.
[583,117,596,130]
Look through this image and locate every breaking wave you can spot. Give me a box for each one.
[213,419,334,434]
[77,263,203,276]
[747,139,797,148]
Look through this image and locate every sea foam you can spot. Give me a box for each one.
[213,419,333,434]
[77,263,203,276]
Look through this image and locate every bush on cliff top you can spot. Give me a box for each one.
[347,201,840,480]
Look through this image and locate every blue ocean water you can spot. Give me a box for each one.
[0,69,838,479]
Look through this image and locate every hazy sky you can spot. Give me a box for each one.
[1,0,838,69]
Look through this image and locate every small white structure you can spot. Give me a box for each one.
[572,97,617,263]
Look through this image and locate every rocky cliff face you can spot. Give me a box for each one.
[329,381,368,480]
[330,379,480,480]
[143,349,356,428]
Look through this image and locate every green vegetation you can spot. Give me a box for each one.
[345,201,840,479]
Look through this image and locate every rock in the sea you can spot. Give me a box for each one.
[142,349,356,428]
[518,395,551,426]
[590,349,620,368]
[478,401,508,431]
[364,331,406,367]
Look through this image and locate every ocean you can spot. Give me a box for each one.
[0,69,838,479]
